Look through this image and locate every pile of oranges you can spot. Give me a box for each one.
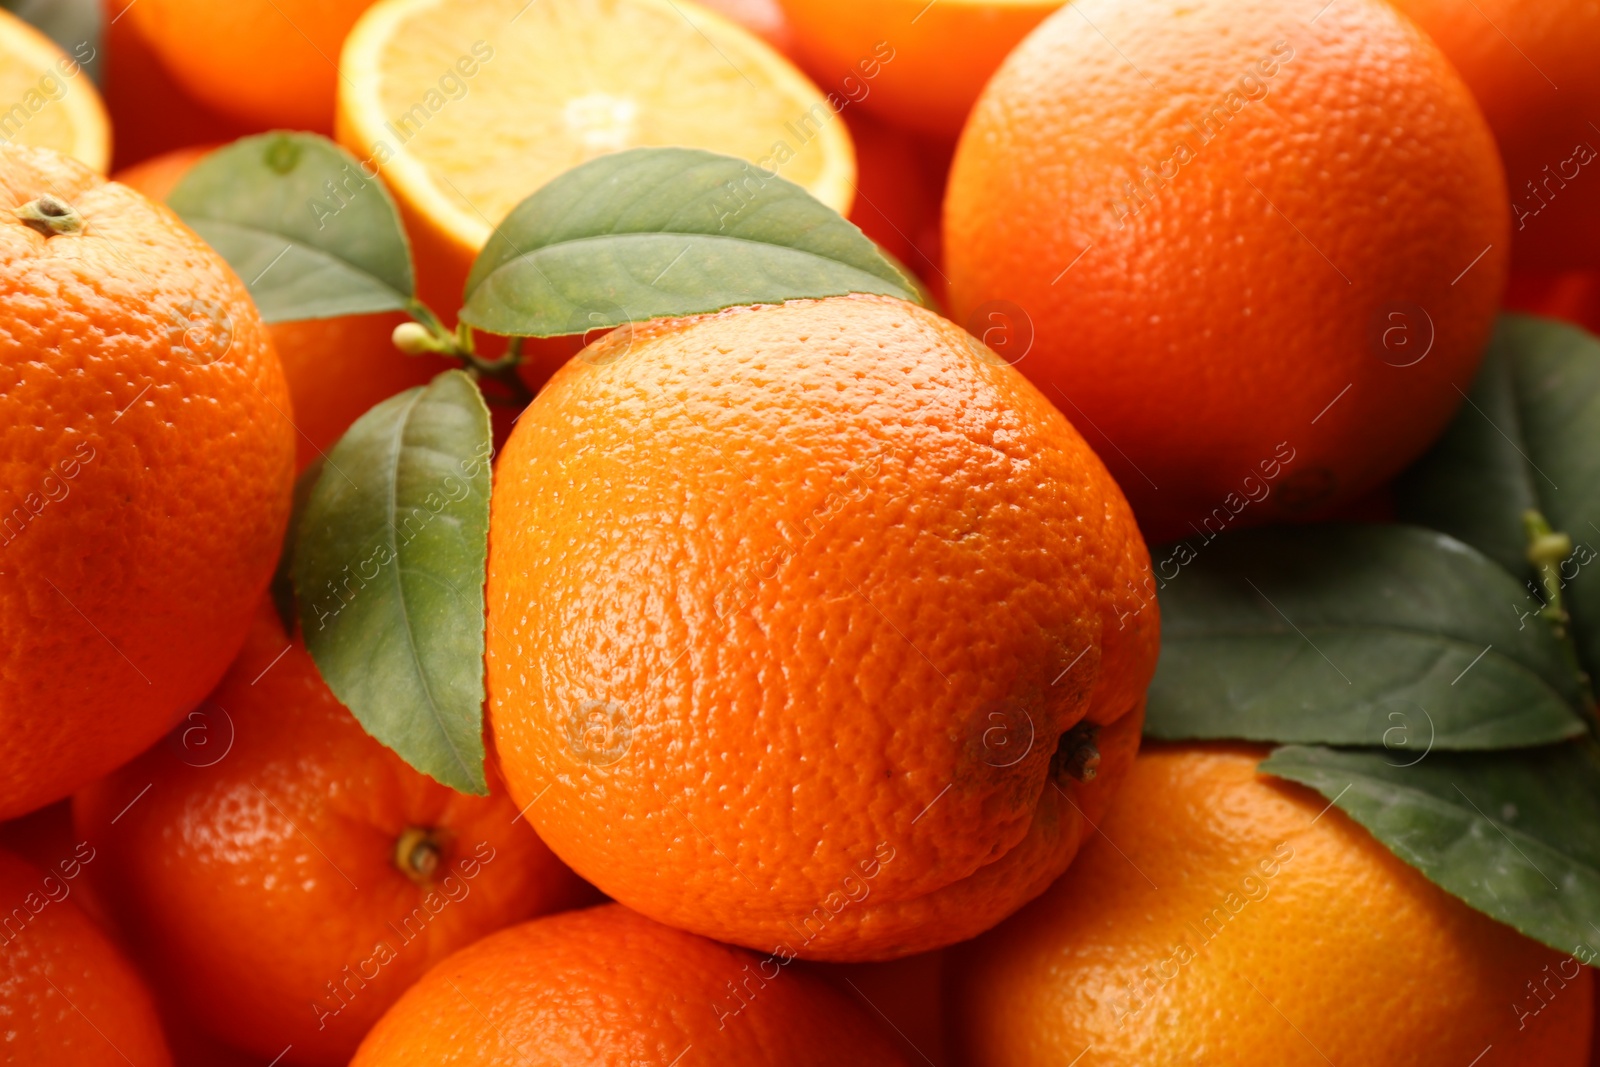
[1,0,1597,1064]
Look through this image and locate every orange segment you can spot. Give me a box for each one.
[337,0,854,314]
[0,8,109,172]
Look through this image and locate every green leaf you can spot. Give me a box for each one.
[1261,742,1600,956]
[167,132,414,323]
[1396,314,1600,681]
[293,371,492,793]
[1145,524,1587,748]
[459,147,920,337]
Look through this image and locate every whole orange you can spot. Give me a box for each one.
[126,0,377,131]
[950,745,1594,1066]
[115,146,455,470]
[353,903,912,1066]
[1389,0,1600,272]
[73,605,593,1067]
[0,846,174,1066]
[487,294,1159,961]
[944,0,1508,543]
[101,0,248,170]
[782,0,1061,139]
[0,144,293,821]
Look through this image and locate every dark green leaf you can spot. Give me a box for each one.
[168,132,414,322]
[293,371,492,793]
[460,147,919,337]
[1261,742,1600,956]
[1397,314,1600,682]
[1145,524,1587,748]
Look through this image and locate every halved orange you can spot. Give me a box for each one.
[0,7,109,171]
[337,0,855,315]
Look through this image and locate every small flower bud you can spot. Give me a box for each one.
[391,321,437,356]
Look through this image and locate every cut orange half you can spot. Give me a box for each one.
[337,0,855,316]
[0,8,109,172]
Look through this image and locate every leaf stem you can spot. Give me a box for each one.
[1523,508,1599,732]
[398,302,533,407]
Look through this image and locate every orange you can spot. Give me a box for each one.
[944,0,1508,544]
[950,745,1594,1066]
[0,6,109,171]
[0,846,174,1066]
[486,293,1159,961]
[115,146,455,470]
[1389,0,1600,272]
[353,903,912,1066]
[100,0,248,171]
[73,604,593,1067]
[125,0,378,132]
[782,0,1059,140]
[336,0,855,318]
[0,144,293,821]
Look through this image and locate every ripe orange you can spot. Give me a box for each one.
[100,0,248,170]
[73,605,593,1067]
[336,0,856,319]
[115,146,455,470]
[782,0,1060,139]
[944,0,1508,543]
[0,144,293,821]
[352,903,912,1066]
[950,745,1594,1066]
[1389,0,1600,272]
[487,294,1159,961]
[125,0,378,131]
[0,846,174,1066]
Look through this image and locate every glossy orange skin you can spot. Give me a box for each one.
[951,745,1594,1066]
[0,847,174,1067]
[783,0,1060,139]
[0,145,293,821]
[126,0,378,132]
[1390,0,1600,272]
[115,146,454,471]
[487,294,1159,961]
[945,0,1508,544]
[353,903,913,1066]
[73,606,593,1067]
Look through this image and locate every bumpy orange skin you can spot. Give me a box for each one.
[73,606,593,1067]
[0,145,294,821]
[783,0,1060,139]
[487,294,1158,961]
[951,745,1594,1066]
[944,0,1508,543]
[353,903,912,1066]
[115,147,455,471]
[1390,0,1600,272]
[0,847,174,1067]
[126,0,376,131]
